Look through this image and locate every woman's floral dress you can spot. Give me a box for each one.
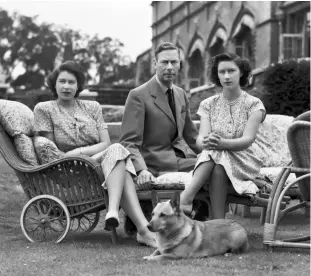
[34,100,136,188]
[195,91,266,195]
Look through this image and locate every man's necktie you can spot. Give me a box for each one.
[167,88,176,122]
[167,87,180,145]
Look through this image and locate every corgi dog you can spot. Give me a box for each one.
[143,191,249,261]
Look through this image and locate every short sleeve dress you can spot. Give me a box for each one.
[196,91,266,195]
[34,100,136,188]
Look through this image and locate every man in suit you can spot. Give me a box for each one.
[120,42,201,187]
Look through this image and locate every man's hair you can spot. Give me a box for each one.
[208,52,252,87]
[155,42,180,60]
[47,61,86,98]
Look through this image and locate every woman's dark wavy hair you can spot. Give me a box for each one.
[47,61,86,98]
[208,53,252,87]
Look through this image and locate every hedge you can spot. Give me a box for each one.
[262,59,310,117]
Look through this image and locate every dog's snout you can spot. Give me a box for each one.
[147,223,152,231]
[147,222,157,232]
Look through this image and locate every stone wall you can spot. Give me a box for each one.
[107,122,122,143]
[189,85,220,120]
[87,85,133,105]
[101,105,124,123]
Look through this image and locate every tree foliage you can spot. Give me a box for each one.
[0,8,135,89]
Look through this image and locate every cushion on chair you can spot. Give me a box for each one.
[135,172,193,191]
[153,171,192,189]
[0,100,34,137]
[258,167,297,187]
[254,114,294,167]
[33,136,65,164]
[14,134,39,166]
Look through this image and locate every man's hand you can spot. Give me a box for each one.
[136,169,156,190]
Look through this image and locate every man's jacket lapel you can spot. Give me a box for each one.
[149,76,176,125]
[173,86,183,137]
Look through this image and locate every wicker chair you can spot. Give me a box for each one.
[0,123,117,244]
[263,111,310,250]
[136,123,293,225]
[137,177,290,221]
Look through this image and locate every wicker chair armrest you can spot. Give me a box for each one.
[11,155,103,176]
[283,166,311,174]
[293,111,310,122]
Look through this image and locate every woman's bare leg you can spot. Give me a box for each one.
[105,162,154,244]
[180,161,215,205]
[209,164,229,219]
[120,172,151,235]
[105,161,126,213]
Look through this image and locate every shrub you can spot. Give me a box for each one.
[8,89,55,110]
[262,59,310,117]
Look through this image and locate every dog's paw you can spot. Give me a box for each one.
[143,255,152,261]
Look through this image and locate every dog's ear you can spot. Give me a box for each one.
[170,192,180,213]
[151,190,159,208]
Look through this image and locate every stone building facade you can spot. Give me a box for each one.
[136,1,310,90]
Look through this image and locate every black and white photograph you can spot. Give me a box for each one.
[0,0,310,275]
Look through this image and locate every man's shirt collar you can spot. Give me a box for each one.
[155,75,173,94]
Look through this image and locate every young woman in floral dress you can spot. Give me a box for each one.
[34,61,156,247]
[180,53,266,219]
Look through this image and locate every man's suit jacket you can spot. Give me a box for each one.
[119,75,200,174]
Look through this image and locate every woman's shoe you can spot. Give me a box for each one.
[180,204,193,215]
[137,232,157,248]
[104,211,120,231]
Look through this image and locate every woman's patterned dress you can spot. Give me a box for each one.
[34,100,136,188]
[195,91,266,195]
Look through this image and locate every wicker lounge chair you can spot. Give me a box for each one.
[0,123,117,244]
[263,111,310,250]
[136,174,290,223]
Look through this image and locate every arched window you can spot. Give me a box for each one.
[209,37,225,58]
[207,25,227,58]
[234,24,253,61]
[187,37,205,89]
[231,12,255,66]
[188,49,204,89]
[176,47,185,89]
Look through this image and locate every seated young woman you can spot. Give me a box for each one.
[180,53,266,219]
[33,61,156,247]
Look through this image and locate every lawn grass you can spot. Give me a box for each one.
[0,171,309,276]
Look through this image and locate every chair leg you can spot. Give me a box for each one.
[207,199,212,220]
[260,207,266,225]
[242,206,251,218]
[304,201,310,217]
[229,203,239,215]
[263,174,311,249]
